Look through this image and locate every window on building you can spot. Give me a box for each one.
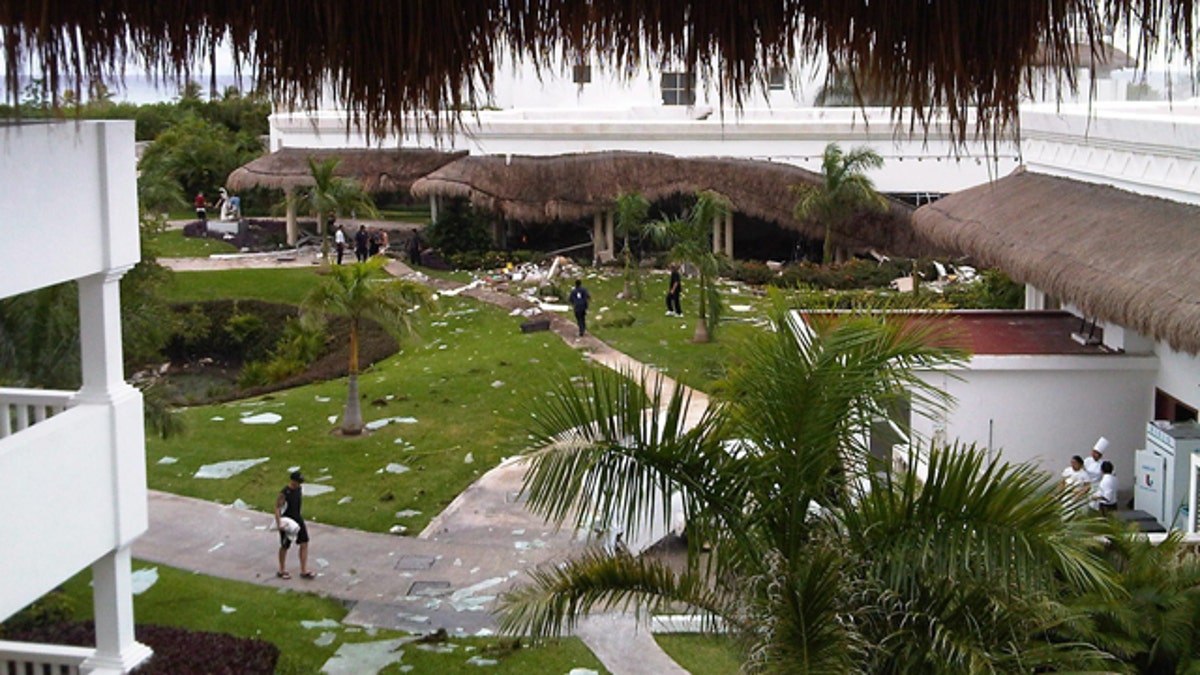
[660,72,695,105]
[768,67,787,91]
[573,64,592,85]
[1155,389,1198,423]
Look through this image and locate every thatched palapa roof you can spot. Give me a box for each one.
[912,169,1200,354]
[412,151,928,256]
[225,148,466,194]
[2,1,1194,142]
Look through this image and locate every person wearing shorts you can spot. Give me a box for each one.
[274,470,314,579]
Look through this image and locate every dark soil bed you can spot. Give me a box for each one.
[9,621,279,674]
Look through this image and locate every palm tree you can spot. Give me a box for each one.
[614,192,650,300]
[304,257,434,435]
[498,310,1119,672]
[793,142,887,265]
[645,191,729,343]
[304,157,379,263]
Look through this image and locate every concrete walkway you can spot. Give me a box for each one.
[148,253,706,674]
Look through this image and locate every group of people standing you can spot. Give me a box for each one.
[333,224,391,265]
[1062,437,1118,512]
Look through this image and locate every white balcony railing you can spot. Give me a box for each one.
[0,387,74,440]
[0,639,92,675]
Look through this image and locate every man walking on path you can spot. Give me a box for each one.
[275,470,314,579]
[568,279,591,337]
[666,263,682,317]
[334,224,347,265]
[354,225,369,263]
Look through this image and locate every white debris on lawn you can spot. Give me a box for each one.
[730,304,753,312]
[303,484,336,497]
[337,496,353,505]
[490,380,505,388]
[389,525,408,535]
[327,415,339,425]
[315,395,331,402]
[194,457,269,479]
[464,452,474,464]
[314,632,337,647]
[474,628,495,637]
[381,463,410,474]
[287,425,299,432]
[301,618,342,630]
[240,412,283,425]
[319,638,413,675]
[365,416,418,431]
[131,567,158,595]
[466,656,499,667]
[415,643,458,654]
[394,509,422,518]
[157,456,177,465]
[221,605,237,614]
[229,499,251,510]
[567,669,601,675]
[210,416,225,421]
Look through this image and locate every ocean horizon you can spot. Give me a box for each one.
[1,72,258,105]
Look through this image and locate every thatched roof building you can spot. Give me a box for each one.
[413,151,927,256]
[226,148,466,194]
[912,169,1200,354]
[2,2,1192,142]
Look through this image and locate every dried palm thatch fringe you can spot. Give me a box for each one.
[412,151,933,257]
[225,147,467,194]
[913,168,1200,355]
[1,1,1194,143]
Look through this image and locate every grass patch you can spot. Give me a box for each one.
[147,228,239,258]
[655,634,743,674]
[163,268,325,306]
[148,292,590,534]
[564,271,773,393]
[54,562,606,674]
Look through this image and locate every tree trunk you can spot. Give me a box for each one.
[341,372,363,435]
[822,223,835,265]
[341,322,362,434]
[319,210,330,263]
[692,317,710,343]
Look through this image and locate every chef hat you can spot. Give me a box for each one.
[1093,436,1109,454]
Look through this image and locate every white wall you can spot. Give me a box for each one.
[1154,345,1200,414]
[914,355,1158,490]
[1,122,140,297]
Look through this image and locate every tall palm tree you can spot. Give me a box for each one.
[793,142,887,265]
[614,191,650,300]
[304,157,379,263]
[645,191,729,343]
[498,310,1119,672]
[304,257,433,435]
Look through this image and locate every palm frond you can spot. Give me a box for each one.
[496,547,733,639]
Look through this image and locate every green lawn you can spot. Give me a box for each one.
[163,268,325,305]
[56,562,606,674]
[147,288,591,534]
[561,271,774,393]
[654,634,744,674]
[147,228,238,257]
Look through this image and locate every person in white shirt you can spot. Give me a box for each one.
[334,224,347,265]
[1090,461,1118,513]
[1061,455,1089,488]
[1083,437,1109,483]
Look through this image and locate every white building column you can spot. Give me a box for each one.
[429,195,440,224]
[593,213,604,262]
[76,271,152,674]
[712,215,722,254]
[82,548,152,674]
[1024,284,1046,310]
[724,212,734,259]
[604,211,615,257]
[285,188,298,246]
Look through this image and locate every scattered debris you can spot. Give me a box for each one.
[131,567,158,595]
[240,412,283,425]
[383,463,410,474]
[157,456,178,465]
[194,457,269,479]
[319,638,413,675]
[221,605,237,614]
[302,484,336,497]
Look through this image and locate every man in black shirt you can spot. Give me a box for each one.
[274,470,314,579]
[354,225,370,263]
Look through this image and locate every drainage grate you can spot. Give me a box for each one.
[395,555,437,571]
[408,580,452,596]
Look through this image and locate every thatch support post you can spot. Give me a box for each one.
[724,211,734,259]
[429,195,440,224]
[1025,285,1047,310]
[605,211,615,258]
[285,187,298,247]
[712,215,722,254]
[593,213,603,262]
